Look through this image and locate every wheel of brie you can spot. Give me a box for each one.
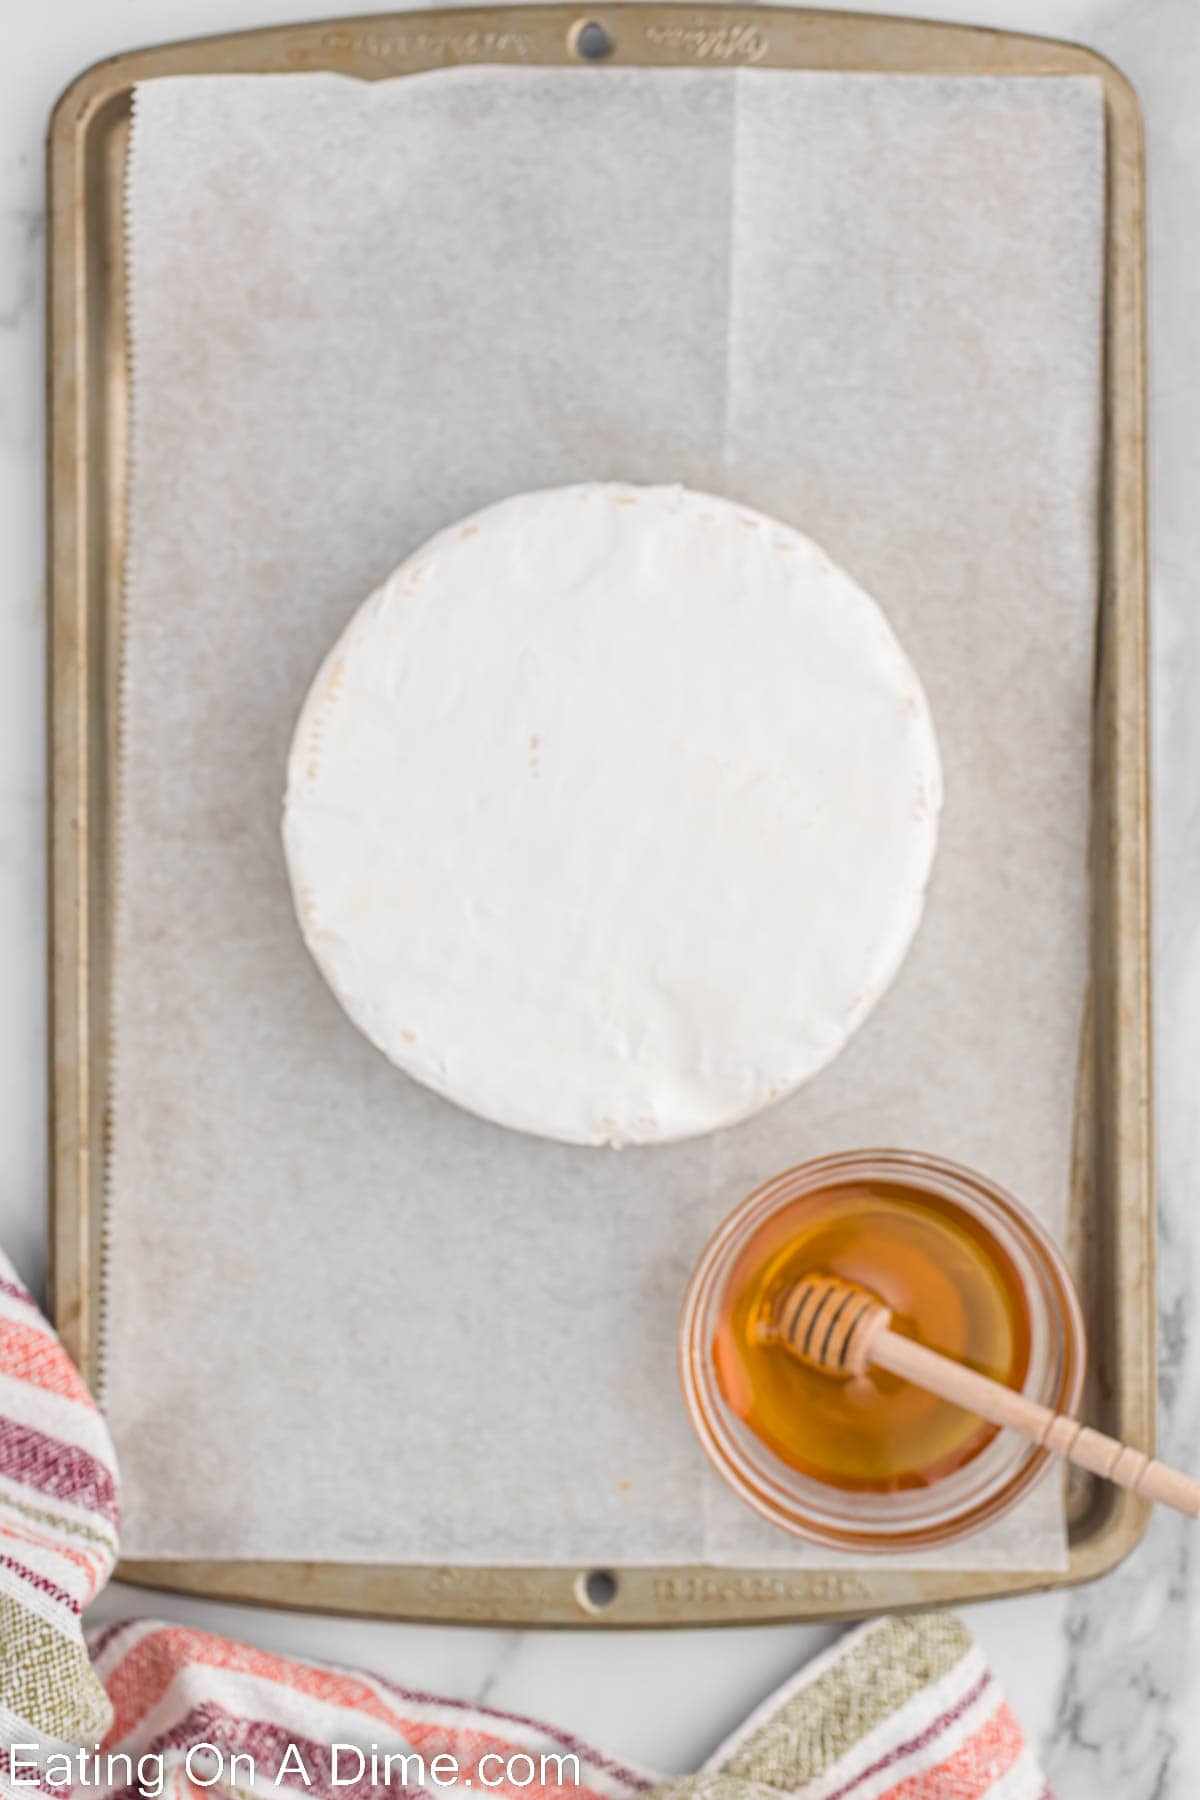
[283,484,941,1146]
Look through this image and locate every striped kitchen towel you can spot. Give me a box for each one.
[662,1612,1050,1799]
[0,1246,1050,1799]
[0,1250,119,1770]
[86,1620,652,1799]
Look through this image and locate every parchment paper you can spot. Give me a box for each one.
[109,67,1105,1570]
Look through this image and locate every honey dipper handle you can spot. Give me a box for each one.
[872,1330,1200,1521]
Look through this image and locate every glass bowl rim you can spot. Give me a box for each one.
[678,1147,1087,1553]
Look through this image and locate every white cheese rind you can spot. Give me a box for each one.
[283,483,941,1146]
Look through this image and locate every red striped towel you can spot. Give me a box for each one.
[0,1248,1051,1799]
[0,1254,119,1761]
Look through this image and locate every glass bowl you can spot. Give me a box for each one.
[678,1149,1086,1553]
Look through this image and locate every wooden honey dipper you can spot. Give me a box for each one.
[771,1271,1200,1519]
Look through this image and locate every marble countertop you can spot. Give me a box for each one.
[3,0,1196,1790]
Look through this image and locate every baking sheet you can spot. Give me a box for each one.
[104,64,1105,1572]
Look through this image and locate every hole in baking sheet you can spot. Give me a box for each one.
[570,18,614,59]
[576,1567,619,1611]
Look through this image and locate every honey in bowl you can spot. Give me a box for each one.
[680,1151,1085,1551]
[712,1178,1032,1493]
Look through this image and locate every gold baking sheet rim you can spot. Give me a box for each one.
[45,4,1151,1627]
